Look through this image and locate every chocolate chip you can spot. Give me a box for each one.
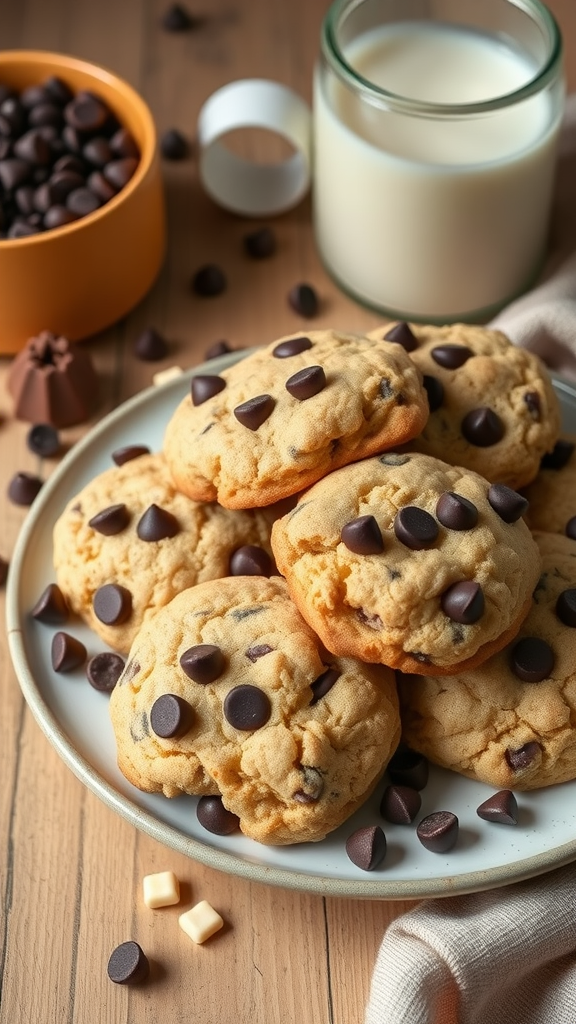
[243,226,276,258]
[345,825,387,870]
[310,667,341,704]
[88,503,130,536]
[273,336,313,358]
[556,589,576,627]
[294,765,324,803]
[0,159,31,190]
[107,941,149,985]
[441,581,484,624]
[51,631,87,672]
[180,644,225,684]
[380,784,421,824]
[103,157,138,190]
[387,748,429,790]
[524,392,541,419]
[394,506,438,549]
[417,811,459,852]
[86,651,125,692]
[431,344,473,369]
[133,327,168,361]
[192,263,226,297]
[505,741,540,772]
[150,693,194,738]
[8,471,43,506]
[379,453,411,466]
[341,515,384,555]
[87,170,116,202]
[204,339,233,360]
[233,394,275,430]
[160,127,189,159]
[566,517,576,541]
[191,374,226,405]
[422,375,442,413]
[357,608,383,630]
[111,444,150,466]
[487,483,528,523]
[137,504,180,541]
[223,684,271,730]
[288,283,319,318]
[110,128,139,159]
[31,583,69,624]
[461,407,504,447]
[509,636,554,682]
[246,644,274,663]
[229,545,273,577]
[383,322,418,352]
[93,583,132,625]
[26,423,60,458]
[162,3,195,30]
[65,93,109,133]
[436,492,478,530]
[13,129,51,165]
[44,205,79,230]
[541,440,574,470]
[476,790,518,825]
[196,795,240,835]
[285,365,326,400]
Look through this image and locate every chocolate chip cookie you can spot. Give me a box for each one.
[109,576,400,845]
[271,452,540,674]
[163,329,429,509]
[368,322,560,489]
[398,532,576,790]
[53,452,278,653]
[522,436,576,539]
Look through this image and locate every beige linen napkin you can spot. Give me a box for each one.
[365,97,576,1024]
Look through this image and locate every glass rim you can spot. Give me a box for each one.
[321,0,563,116]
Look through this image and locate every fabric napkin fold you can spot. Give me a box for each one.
[365,96,576,1024]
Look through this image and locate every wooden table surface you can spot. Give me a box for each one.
[1,1,575,1021]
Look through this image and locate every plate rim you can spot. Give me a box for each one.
[7,361,576,900]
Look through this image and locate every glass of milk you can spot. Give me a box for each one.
[313,0,564,322]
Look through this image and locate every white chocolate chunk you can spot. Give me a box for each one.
[153,365,183,386]
[143,870,181,908]
[178,901,224,944]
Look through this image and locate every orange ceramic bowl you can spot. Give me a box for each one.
[0,51,166,354]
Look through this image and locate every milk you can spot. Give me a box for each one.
[313,21,563,320]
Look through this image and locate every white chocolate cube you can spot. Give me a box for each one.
[142,870,181,909]
[179,901,224,944]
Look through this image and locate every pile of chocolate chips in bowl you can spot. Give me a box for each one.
[0,77,140,238]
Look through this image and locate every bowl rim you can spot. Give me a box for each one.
[0,48,158,249]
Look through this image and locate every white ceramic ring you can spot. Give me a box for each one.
[197,79,312,216]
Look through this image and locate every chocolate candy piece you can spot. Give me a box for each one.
[245,644,274,662]
[394,506,438,550]
[417,811,459,852]
[441,581,484,624]
[285,365,326,400]
[103,157,138,190]
[9,332,99,428]
[383,322,418,352]
[566,517,576,541]
[180,644,225,684]
[65,93,109,133]
[51,631,87,672]
[133,327,168,361]
[196,795,240,835]
[88,503,130,536]
[160,127,189,159]
[524,391,541,419]
[162,3,194,30]
[86,651,125,692]
[422,374,444,411]
[223,684,271,730]
[540,439,574,470]
[436,491,478,530]
[93,583,132,625]
[431,344,473,369]
[476,790,518,825]
[83,136,113,167]
[191,374,226,405]
[293,765,324,803]
[87,170,117,202]
[387,748,429,790]
[66,186,101,215]
[509,636,554,682]
[31,583,68,624]
[244,226,276,258]
[288,283,319,318]
[341,515,384,555]
[229,545,273,577]
[150,693,194,738]
[487,483,528,523]
[107,941,149,985]
[137,504,180,541]
[26,423,60,458]
[345,825,387,870]
[233,394,275,431]
[380,784,421,824]
[204,339,233,360]
[8,471,43,506]
[44,206,80,230]
[506,741,540,772]
[0,159,31,190]
[111,444,150,466]
[310,667,341,704]
[556,589,576,627]
[273,336,313,358]
[13,129,51,165]
[192,263,227,297]
[461,407,504,447]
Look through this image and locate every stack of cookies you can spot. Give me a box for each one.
[52,324,576,845]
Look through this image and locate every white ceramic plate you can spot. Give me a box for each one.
[7,356,576,899]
